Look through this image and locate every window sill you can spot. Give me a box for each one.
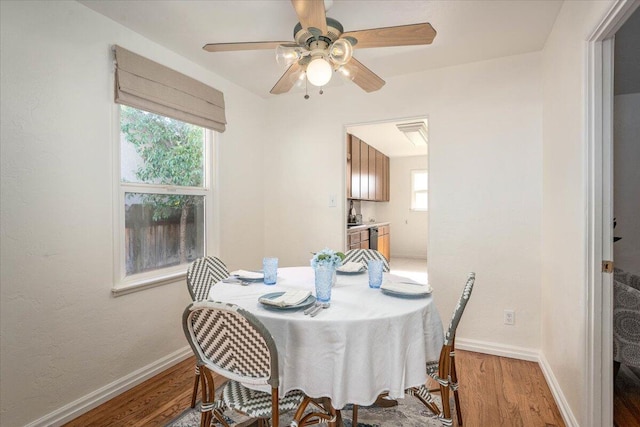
[112,268,186,297]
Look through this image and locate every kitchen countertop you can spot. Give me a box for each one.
[347,222,390,231]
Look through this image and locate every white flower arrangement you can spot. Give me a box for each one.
[310,248,346,269]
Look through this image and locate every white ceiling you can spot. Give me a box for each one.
[79,0,563,99]
[347,119,429,158]
[79,0,563,157]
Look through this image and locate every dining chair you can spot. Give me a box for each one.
[186,256,230,407]
[183,301,306,427]
[406,272,476,427]
[342,249,390,272]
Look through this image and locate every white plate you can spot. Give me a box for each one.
[231,270,264,281]
[336,262,366,275]
[380,282,432,297]
[259,292,317,310]
[236,275,263,282]
[336,268,365,275]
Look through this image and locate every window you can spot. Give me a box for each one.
[114,105,214,294]
[411,170,428,211]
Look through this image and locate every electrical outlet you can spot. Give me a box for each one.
[504,310,515,325]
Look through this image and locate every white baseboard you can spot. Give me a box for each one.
[455,338,539,361]
[389,254,428,261]
[25,346,193,427]
[538,352,580,427]
[455,338,578,427]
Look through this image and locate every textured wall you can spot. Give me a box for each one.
[540,1,615,425]
[263,52,544,352]
[375,155,429,259]
[0,2,266,425]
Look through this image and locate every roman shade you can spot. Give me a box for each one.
[114,45,226,132]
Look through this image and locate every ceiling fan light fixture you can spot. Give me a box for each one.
[306,57,333,87]
[275,45,302,67]
[329,39,353,65]
[396,122,428,146]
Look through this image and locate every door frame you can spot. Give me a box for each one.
[585,1,638,425]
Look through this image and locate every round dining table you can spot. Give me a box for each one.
[208,266,444,411]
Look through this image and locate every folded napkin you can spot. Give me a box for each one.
[380,281,432,295]
[259,290,311,307]
[336,261,365,273]
[230,270,264,279]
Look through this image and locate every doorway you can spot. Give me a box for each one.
[612,6,640,426]
[344,117,429,275]
[587,2,639,426]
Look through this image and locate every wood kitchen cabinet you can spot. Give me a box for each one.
[383,155,390,201]
[377,225,391,260]
[375,151,383,201]
[347,228,370,251]
[348,135,361,199]
[360,139,369,200]
[347,134,390,202]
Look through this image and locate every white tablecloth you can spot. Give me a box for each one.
[208,266,444,408]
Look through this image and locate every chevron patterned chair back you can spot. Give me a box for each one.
[186,256,230,301]
[406,272,476,427]
[185,256,230,408]
[183,301,304,427]
[343,249,390,272]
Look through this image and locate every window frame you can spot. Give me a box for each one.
[111,105,218,296]
[410,169,428,212]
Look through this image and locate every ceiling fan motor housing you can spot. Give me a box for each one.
[294,17,344,49]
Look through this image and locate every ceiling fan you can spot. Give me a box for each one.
[203,0,436,96]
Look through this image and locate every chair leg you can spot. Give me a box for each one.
[439,382,451,421]
[200,408,210,427]
[450,355,463,425]
[191,367,200,408]
[374,392,398,407]
[352,404,358,426]
[453,389,462,425]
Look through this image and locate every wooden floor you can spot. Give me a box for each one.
[64,350,574,427]
[451,351,564,427]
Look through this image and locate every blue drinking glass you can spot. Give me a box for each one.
[263,257,278,285]
[314,265,334,303]
[368,260,384,289]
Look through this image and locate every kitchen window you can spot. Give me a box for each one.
[114,105,215,295]
[411,169,428,211]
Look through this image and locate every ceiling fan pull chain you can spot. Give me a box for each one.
[304,77,310,100]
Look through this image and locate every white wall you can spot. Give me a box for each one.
[540,1,614,425]
[375,156,429,259]
[264,52,543,352]
[5,2,617,426]
[614,93,640,276]
[0,2,266,426]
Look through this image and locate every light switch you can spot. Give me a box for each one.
[329,194,337,207]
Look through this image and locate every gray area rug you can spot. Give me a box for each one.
[167,394,452,427]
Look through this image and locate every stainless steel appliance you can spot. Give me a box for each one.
[369,227,379,250]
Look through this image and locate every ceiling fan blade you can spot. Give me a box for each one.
[291,0,327,34]
[203,41,294,52]
[342,23,436,49]
[270,62,304,95]
[341,58,385,93]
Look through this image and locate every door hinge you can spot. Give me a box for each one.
[602,260,614,273]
